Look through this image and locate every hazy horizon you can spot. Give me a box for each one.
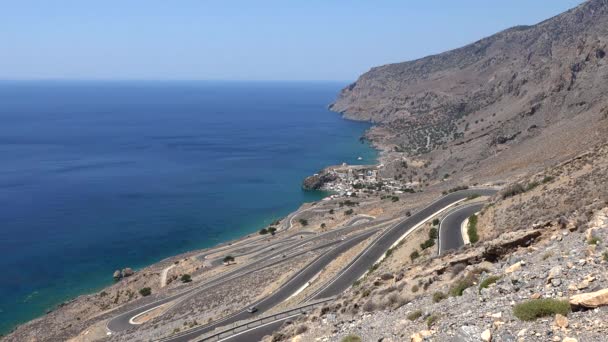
[2,0,584,81]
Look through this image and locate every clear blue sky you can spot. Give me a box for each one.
[1,0,584,81]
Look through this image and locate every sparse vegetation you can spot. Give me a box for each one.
[604,251,608,261]
[344,209,354,215]
[588,236,601,245]
[407,309,423,321]
[341,335,362,342]
[426,313,440,328]
[478,275,500,292]
[450,275,476,297]
[513,299,571,321]
[391,196,399,202]
[139,287,151,297]
[432,291,447,303]
[542,175,555,184]
[501,183,526,199]
[467,214,479,243]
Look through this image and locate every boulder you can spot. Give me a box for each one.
[113,270,122,280]
[481,329,492,342]
[555,314,568,328]
[569,288,608,308]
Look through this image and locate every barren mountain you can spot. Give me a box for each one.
[331,0,608,182]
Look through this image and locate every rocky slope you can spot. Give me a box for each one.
[267,142,608,342]
[331,0,608,183]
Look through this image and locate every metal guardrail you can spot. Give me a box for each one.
[194,297,335,342]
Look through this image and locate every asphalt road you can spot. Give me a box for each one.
[308,189,496,300]
[439,203,484,255]
[160,229,378,342]
[107,216,388,333]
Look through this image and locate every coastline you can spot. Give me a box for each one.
[1,115,381,338]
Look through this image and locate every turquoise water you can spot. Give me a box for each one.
[0,81,377,334]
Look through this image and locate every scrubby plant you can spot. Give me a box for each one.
[478,275,500,292]
[432,218,440,226]
[410,250,420,261]
[501,183,526,199]
[450,263,467,278]
[432,291,447,303]
[526,181,540,191]
[259,228,268,235]
[429,227,438,239]
[344,209,354,215]
[588,236,602,245]
[139,287,151,297]
[180,274,192,283]
[341,335,362,342]
[362,300,376,312]
[420,239,435,250]
[450,275,476,297]
[411,285,419,293]
[513,299,571,321]
[426,314,440,328]
[604,251,608,261]
[467,214,479,243]
[298,218,308,226]
[542,175,555,184]
[407,309,423,321]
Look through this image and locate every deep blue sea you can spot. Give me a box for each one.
[0,81,376,334]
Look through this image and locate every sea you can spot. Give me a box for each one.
[0,80,377,334]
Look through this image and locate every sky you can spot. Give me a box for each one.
[1,0,585,81]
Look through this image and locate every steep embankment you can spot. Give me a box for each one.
[331,0,608,183]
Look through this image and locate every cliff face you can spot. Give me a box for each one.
[331,0,608,165]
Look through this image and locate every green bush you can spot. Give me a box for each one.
[478,275,500,292]
[526,181,540,191]
[299,218,308,226]
[410,250,420,261]
[259,228,268,235]
[407,310,423,321]
[588,236,601,245]
[420,239,435,250]
[426,314,440,328]
[223,255,235,264]
[604,252,608,261]
[411,285,419,293]
[341,335,362,342]
[432,218,440,226]
[513,299,571,321]
[391,196,399,202]
[181,274,192,283]
[429,227,438,239]
[467,214,479,243]
[450,275,476,297]
[432,291,447,303]
[139,287,151,296]
[345,209,354,215]
[268,227,277,235]
[329,209,334,214]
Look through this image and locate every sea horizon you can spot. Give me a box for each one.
[0,80,377,334]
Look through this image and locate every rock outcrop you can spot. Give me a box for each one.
[302,171,338,190]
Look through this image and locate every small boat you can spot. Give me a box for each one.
[357,156,363,160]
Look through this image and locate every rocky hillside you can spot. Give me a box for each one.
[331,0,608,181]
[266,142,608,342]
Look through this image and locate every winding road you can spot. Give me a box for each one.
[106,188,497,342]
